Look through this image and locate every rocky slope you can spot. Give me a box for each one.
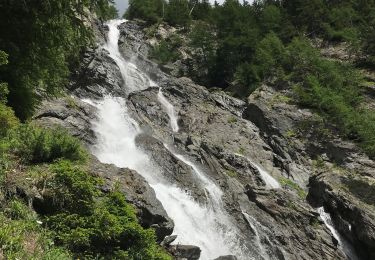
[33,20,375,260]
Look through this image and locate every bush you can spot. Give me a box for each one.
[8,125,86,164]
[283,37,375,158]
[0,213,71,259]
[42,161,171,259]
[125,0,166,24]
[0,103,19,138]
[150,40,179,64]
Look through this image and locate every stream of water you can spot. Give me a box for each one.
[89,19,251,259]
[157,88,179,132]
[317,207,358,260]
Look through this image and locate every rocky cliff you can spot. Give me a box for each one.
[33,20,374,260]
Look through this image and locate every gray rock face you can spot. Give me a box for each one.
[244,83,375,259]
[308,172,375,259]
[34,19,375,260]
[214,256,238,260]
[33,96,97,145]
[168,245,201,260]
[33,20,175,244]
[88,156,174,241]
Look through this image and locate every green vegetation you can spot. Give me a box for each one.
[279,177,306,199]
[227,116,237,124]
[150,39,180,65]
[8,125,87,164]
[0,0,118,120]
[126,0,166,24]
[226,170,238,178]
[0,122,170,259]
[127,0,375,158]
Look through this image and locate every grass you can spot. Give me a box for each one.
[0,115,171,259]
[279,177,306,199]
[226,170,238,178]
[227,116,238,124]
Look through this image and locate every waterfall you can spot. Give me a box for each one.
[317,207,358,260]
[242,211,269,260]
[157,88,179,132]
[234,153,280,189]
[89,19,251,259]
[104,19,150,93]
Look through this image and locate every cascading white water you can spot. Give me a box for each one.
[234,153,280,189]
[242,211,269,260]
[167,148,223,206]
[89,19,250,259]
[317,207,358,260]
[157,88,179,132]
[104,19,150,93]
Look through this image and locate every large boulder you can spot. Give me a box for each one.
[308,171,375,259]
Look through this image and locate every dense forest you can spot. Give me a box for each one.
[126,0,375,159]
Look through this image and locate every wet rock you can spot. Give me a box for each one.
[168,245,201,260]
[135,133,206,201]
[33,96,97,145]
[88,156,174,241]
[34,18,375,260]
[161,235,177,246]
[308,171,375,259]
[213,256,238,260]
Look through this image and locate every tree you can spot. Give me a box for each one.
[166,0,191,28]
[190,0,212,21]
[125,0,166,24]
[0,0,115,120]
[0,51,9,103]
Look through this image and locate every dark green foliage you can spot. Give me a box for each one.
[126,0,167,24]
[0,104,19,138]
[190,0,212,21]
[8,125,86,164]
[95,0,119,20]
[0,0,117,120]
[188,21,216,83]
[0,50,9,103]
[150,40,180,64]
[282,38,375,157]
[165,0,191,27]
[42,161,171,259]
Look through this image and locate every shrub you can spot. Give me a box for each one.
[0,213,71,259]
[8,125,86,163]
[279,177,306,199]
[0,103,19,138]
[43,160,171,259]
[150,40,179,64]
[125,0,166,25]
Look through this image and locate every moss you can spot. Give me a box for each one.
[285,129,296,138]
[270,94,292,107]
[310,217,320,229]
[226,170,238,178]
[238,146,246,155]
[279,177,307,199]
[227,116,238,124]
[65,96,78,110]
